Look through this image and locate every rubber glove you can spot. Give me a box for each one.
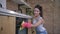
[26,23,31,28]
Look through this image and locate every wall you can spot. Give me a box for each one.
[6,0,26,14]
[6,0,18,11]
[54,0,60,34]
[26,0,60,34]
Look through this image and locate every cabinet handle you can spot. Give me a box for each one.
[1,27,3,31]
[32,31,34,33]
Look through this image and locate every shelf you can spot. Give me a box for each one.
[0,8,32,18]
[12,0,32,8]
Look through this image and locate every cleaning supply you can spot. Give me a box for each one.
[22,22,27,28]
[20,21,25,30]
[20,26,24,31]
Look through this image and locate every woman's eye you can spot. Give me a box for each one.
[37,11,39,12]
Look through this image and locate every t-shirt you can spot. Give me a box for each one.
[33,16,46,32]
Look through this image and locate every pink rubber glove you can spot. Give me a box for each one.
[26,23,31,28]
[22,22,27,28]
[22,22,32,28]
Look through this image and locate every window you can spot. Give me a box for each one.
[0,3,2,8]
[18,4,22,13]
[26,8,33,16]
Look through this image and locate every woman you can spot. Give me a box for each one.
[31,5,47,34]
[22,5,47,34]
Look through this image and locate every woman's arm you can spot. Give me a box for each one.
[21,18,45,28]
[31,18,44,27]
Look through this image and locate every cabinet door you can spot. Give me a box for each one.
[28,19,36,34]
[0,16,1,34]
[0,16,16,34]
[0,16,2,34]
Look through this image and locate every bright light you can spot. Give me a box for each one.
[9,11,16,14]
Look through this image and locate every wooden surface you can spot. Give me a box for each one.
[0,15,16,34]
[0,16,2,34]
[28,19,36,34]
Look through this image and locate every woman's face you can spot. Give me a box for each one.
[34,8,40,17]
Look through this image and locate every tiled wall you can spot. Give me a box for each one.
[6,0,18,11]
[6,0,26,14]
[54,0,60,34]
[26,0,60,34]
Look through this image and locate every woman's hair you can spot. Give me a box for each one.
[34,5,43,17]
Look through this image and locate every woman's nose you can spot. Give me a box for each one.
[34,12,37,14]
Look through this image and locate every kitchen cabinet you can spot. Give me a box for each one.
[0,15,16,34]
[0,8,32,34]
